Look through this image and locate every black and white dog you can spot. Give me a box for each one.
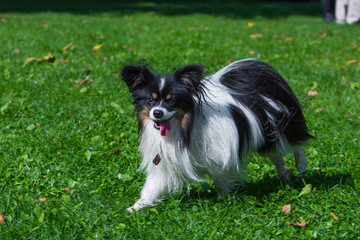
[121,59,313,212]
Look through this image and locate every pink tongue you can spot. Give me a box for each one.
[159,120,171,136]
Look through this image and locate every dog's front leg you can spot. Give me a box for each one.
[127,172,167,212]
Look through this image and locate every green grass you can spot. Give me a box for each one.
[1,0,359,239]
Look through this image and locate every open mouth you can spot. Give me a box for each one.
[153,119,172,136]
[154,121,160,130]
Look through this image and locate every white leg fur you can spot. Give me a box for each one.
[269,155,289,182]
[294,147,307,173]
[126,173,167,212]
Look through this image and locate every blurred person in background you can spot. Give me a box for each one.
[336,0,360,24]
[322,0,336,22]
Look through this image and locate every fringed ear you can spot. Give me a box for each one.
[175,64,205,102]
[120,61,152,91]
[174,64,204,88]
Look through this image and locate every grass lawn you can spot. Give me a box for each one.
[1,0,359,238]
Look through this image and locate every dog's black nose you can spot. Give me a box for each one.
[153,110,164,119]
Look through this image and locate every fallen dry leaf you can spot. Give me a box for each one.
[43,55,56,63]
[284,37,296,41]
[201,25,208,30]
[250,33,263,38]
[43,175,48,179]
[1,18,7,22]
[62,187,74,194]
[0,212,5,226]
[63,44,72,50]
[25,55,55,64]
[14,48,20,54]
[307,90,318,96]
[92,44,103,51]
[330,212,339,220]
[347,59,358,65]
[281,204,291,215]
[344,113,353,118]
[315,107,325,112]
[227,58,235,64]
[57,59,69,63]
[286,221,306,228]
[108,147,121,155]
[351,43,358,49]
[295,221,306,228]
[321,32,327,38]
[188,26,196,31]
[124,16,133,21]
[79,79,93,85]
[249,51,256,55]
[247,22,255,28]
[25,57,43,64]
[39,197,47,202]
[337,65,346,70]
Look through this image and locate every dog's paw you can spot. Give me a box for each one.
[277,168,291,183]
[126,206,135,213]
[126,202,146,213]
[296,163,307,173]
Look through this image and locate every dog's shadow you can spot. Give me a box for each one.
[180,170,353,205]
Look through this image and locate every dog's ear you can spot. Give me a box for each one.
[174,64,204,88]
[121,61,152,91]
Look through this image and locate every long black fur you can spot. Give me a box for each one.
[220,60,313,153]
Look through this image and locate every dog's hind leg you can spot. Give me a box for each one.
[294,146,307,173]
[212,176,235,194]
[269,155,289,182]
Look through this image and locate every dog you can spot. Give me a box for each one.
[121,59,313,212]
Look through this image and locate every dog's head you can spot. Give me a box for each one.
[121,61,204,143]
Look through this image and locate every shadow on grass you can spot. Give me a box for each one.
[239,170,354,198]
[182,170,353,204]
[1,0,322,19]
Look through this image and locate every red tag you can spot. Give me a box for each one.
[153,154,161,165]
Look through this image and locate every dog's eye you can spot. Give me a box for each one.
[148,97,154,103]
[168,99,176,105]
